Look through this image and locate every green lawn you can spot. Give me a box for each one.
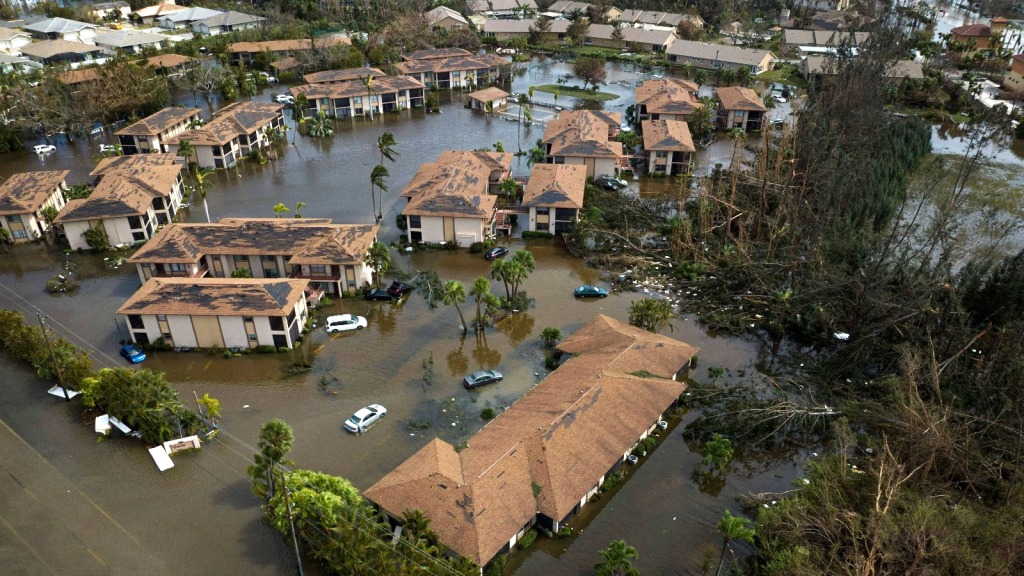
[533,84,619,101]
[757,64,808,88]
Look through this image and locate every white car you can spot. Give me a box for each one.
[33,144,56,154]
[99,144,118,153]
[274,94,294,104]
[325,314,367,333]
[772,94,788,103]
[344,404,386,434]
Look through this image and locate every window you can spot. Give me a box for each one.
[269,316,284,331]
[535,207,549,215]
[408,215,421,228]
[168,263,187,272]
[656,150,668,158]
[132,231,146,241]
[7,214,21,223]
[308,264,326,276]
[212,145,221,155]
[128,216,142,229]
[128,315,144,329]
[157,315,167,321]
[12,229,26,239]
[535,222,548,231]
[233,255,250,268]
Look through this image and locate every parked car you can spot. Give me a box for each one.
[595,176,627,190]
[770,118,784,127]
[325,314,367,333]
[119,343,146,364]
[343,404,386,433]
[364,288,393,301]
[484,246,509,260]
[274,94,294,104]
[99,144,118,153]
[387,281,413,298]
[463,369,503,389]
[33,144,56,154]
[258,71,278,84]
[574,285,609,298]
[772,93,788,103]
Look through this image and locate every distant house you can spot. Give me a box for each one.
[949,18,1006,53]
[191,11,264,36]
[117,277,310,350]
[20,39,107,68]
[781,9,865,31]
[464,0,537,16]
[617,8,703,29]
[0,28,32,54]
[549,1,623,22]
[715,86,767,132]
[542,110,625,178]
[394,47,510,89]
[1005,54,1024,93]
[635,78,701,123]
[91,1,132,21]
[164,102,285,169]
[145,53,194,77]
[426,6,469,31]
[54,154,185,250]
[94,30,169,54]
[522,164,586,234]
[799,55,924,82]
[303,67,386,84]
[467,86,510,111]
[642,119,694,176]
[781,29,869,56]
[290,74,425,118]
[0,170,69,242]
[228,37,349,66]
[23,18,97,43]
[666,40,776,76]
[400,150,513,246]
[0,54,41,74]
[365,314,698,570]
[57,67,101,92]
[156,7,223,30]
[482,18,571,42]
[116,107,202,155]
[585,23,678,53]
[127,219,380,299]
[130,2,188,25]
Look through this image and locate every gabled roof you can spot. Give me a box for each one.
[58,67,101,85]
[20,39,103,59]
[366,314,697,567]
[145,53,194,68]
[117,277,308,317]
[394,53,510,75]
[400,151,510,220]
[0,170,69,216]
[303,67,386,84]
[229,37,349,54]
[951,23,991,38]
[427,6,469,27]
[94,29,168,48]
[128,219,379,265]
[715,86,767,112]
[131,3,188,19]
[193,10,263,29]
[547,0,591,12]
[116,107,201,137]
[402,47,472,61]
[166,102,282,146]
[23,17,96,34]
[467,86,509,102]
[157,7,223,24]
[642,119,695,153]
[434,150,513,178]
[587,23,677,46]
[522,164,585,209]
[465,0,537,13]
[0,28,30,41]
[542,110,623,159]
[667,40,776,68]
[290,75,424,100]
[636,78,701,116]
[56,154,182,223]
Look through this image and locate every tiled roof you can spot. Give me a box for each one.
[21,39,102,59]
[166,102,283,146]
[116,107,201,137]
[715,86,767,112]
[636,78,701,116]
[128,219,379,265]
[365,314,697,566]
[290,75,424,101]
[394,53,509,75]
[145,53,194,68]
[402,47,472,61]
[642,119,695,152]
[522,164,586,209]
[303,67,386,84]
[229,37,348,54]
[55,154,181,223]
[117,277,308,316]
[0,170,68,216]
[951,23,991,37]
[542,110,623,159]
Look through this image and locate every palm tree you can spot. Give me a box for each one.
[594,539,640,576]
[491,259,513,300]
[365,241,390,289]
[375,132,398,220]
[682,61,693,79]
[469,276,491,332]
[498,178,518,204]
[508,249,536,300]
[516,92,533,152]
[369,165,389,224]
[441,280,468,332]
[193,166,214,223]
[715,510,755,576]
[176,139,196,183]
[527,138,546,167]
[360,74,377,120]
[246,418,295,500]
[400,509,438,546]
[628,297,676,333]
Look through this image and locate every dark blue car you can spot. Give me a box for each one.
[119,343,146,364]
[574,285,609,298]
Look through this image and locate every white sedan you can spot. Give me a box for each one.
[33,144,56,154]
[344,404,386,434]
[325,314,367,333]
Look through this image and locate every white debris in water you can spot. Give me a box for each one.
[833,332,850,341]
[243,405,250,409]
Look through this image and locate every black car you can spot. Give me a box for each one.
[387,281,413,298]
[364,288,392,301]
[484,246,509,260]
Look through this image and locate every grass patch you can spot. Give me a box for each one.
[756,63,808,88]
[534,84,619,101]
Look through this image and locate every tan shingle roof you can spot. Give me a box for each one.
[522,164,585,209]
[394,53,509,75]
[542,110,623,159]
[303,67,386,84]
[55,154,181,223]
[587,23,677,47]
[402,47,473,61]
[467,86,509,103]
[58,67,101,85]
[117,277,307,316]
[20,39,102,59]
[642,119,695,152]
[290,75,424,101]
[116,107,201,137]
[145,53,194,68]
[366,314,697,567]
[715,86,767,112]
[426,6,469,27]
[667,40,775,69]
[165,102,282,146]
[0,170,68,216]
[400,151,510,219]
[228,37,349,54]
[636,78,701,116]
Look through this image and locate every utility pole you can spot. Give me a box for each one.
[280,465,304,576]
[37,311,70,402]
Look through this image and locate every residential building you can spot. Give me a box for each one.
[126,219,380,298]
[467,86,510,111]
[541,110,624,178]
[94,29,169,54]
[635,78,701,123]
[464,0,537,16]
[782,29,869,54]
[481,18,571,42]
[365,314,698,569]
[145,53,194,77]
[57,67,101,92]
[0,170,69,242]
[131,2,188,25]
[949,21,998,52]
[20,39,107,68]
[191,11,264,36]
[584,23,678,53]
[54,154,185,250]
[91,1,132,21]
[228,37,350,66]
[303,67,386,84]
[1005,54,1024,93]
[426,6,469,31]
[666,40,776,76]
[0,28,32,54]
[116,107,202,155]
[800,55,924,82]
[400,150,513,246]
[23,18,97,43]
[617,9,704,29]
[164,102,285,169]
[715,86,767,132]
[117,277,310,349]
[781,9,864,31]
[156,7,223,30]
[395,48,510,89]
[642,119,694,176]
[548,1,623,22]
[0,54,41,74]
[522,164,586,234]
[290,75,425,118]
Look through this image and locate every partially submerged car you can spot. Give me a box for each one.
[595,175,628,190]
[33,144,56,154]
[463,369,503,389]
[325,314,367,333]
[484,246,509,260]
[344,404,386,433]
[364,288,393,301]
[119,343,146,364]
[387,281,413,299]
[574,285,609,298]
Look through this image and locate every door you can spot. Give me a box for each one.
[443,218,455,243]
[192,316,225,348]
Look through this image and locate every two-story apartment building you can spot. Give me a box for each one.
[117,277,310,349]
[584,24,678,53]
[394,48,510,89]
[0,170,69,242]
[481,18,571,43]
[542,110,624,178]
[635,78,701,123]
[290,74,425,118]
[228,37,349,66]
[715,86,767,132]
[164,102,284,169]
[521,164,586,234]
[666,40,776,76]
[54,154,184,250]
[126,218,380,299]
[642,119,694,176]
[116,107,202,155]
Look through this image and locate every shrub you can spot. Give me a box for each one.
[557,526,572,537]
[516,529,538,550]
[522,230,554,239]
[253,345,277,354]
[602,471,623,491]
[469,241,485,253]
[481,407,497,420]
